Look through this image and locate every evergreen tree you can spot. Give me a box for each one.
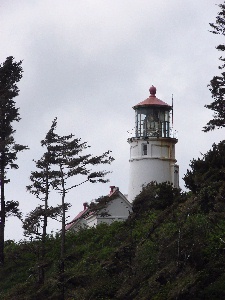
[43,118,114,298]
[0,57,28,265]
[184,140,225,193]
[25,118,114,294]
[25,120,62,243]
[203,2,225,132]
[24,119,70,283]
[184,140,225,212]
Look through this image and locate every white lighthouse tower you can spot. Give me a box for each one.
[128,85,179,202]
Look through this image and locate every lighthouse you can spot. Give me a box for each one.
[128,85,179,202]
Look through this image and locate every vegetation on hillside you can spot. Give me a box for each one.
[0,140,225,299]
[24,117,114,288]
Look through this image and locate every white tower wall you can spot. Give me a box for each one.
[128,137,178,201]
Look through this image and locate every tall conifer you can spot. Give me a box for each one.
[203,2,225,131]
[45,118,114,298]
[0,57,28,264]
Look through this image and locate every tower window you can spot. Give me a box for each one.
[142,144,147,155]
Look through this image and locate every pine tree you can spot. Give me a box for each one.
[25,118,114,293]
[0,57,28,265]
[203,2,225,132]
[25,119,70,283]
[25,119,62,242]
[44,118,114,298]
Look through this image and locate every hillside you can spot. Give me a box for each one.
[0,141,225,300]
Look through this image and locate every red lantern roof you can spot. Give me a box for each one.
[133,86,171,109]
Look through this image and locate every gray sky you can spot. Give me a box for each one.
[0,0,223,241]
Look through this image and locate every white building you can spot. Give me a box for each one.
[66,85,179,231]
[128,85,179,202]
[66,186,132,232]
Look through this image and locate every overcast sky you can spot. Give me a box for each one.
[0,0,223,241]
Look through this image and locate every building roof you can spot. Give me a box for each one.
[133,85,171,109]
[88,186,131,212]
[65,186,132,231]
[65,203,89,231]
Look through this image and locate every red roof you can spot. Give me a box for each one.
[65,204,88,230]
[133,85,171,109]
[109,185,119,196]
[65,187,120,231]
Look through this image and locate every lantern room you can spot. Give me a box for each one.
[133,85,172,138]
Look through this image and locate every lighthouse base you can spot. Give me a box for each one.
[127,137,179,202]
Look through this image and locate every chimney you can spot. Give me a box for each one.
[83,202,88,210]
[110,186,115,194]
[109,186,119,195]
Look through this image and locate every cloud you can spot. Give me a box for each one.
[0,0,223,240]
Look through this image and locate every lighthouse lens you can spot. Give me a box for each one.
[135,108,170,138]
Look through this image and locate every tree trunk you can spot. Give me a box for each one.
[39,164,49,284]
[60,164,66,300]
[0,161,5,265]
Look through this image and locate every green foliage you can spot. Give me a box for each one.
[5,200,22,219]
[1,144,225,299]
[0,190,223,299]
[184,141,225,192]
[39,118,115,298]
[184,140,225,212]
[44,117,114,193]
[23,204,71,237]
[132,181,184,215]
[25,118,114,291]
[0,56,28,264]
[203,3,225,131]
[0,56,28,169]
